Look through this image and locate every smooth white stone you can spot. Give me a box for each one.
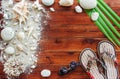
[75,5,82,13]
[91,12,99,21]
[41,69,51,77]
[79,0,97,9]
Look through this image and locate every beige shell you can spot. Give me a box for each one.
[1,27,15,41]
[17,31,25,40]
[59,0,74,6]
[4,46,15,54]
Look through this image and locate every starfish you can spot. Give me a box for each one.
[13,0,29,27]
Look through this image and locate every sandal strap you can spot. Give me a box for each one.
[87,55,107,70]
[100,52,118,65]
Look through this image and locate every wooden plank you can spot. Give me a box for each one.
[0,0,120,79]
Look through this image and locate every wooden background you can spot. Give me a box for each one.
[0,0,120,79]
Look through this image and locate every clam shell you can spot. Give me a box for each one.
[4,46,15,54]
[1,27,15,41]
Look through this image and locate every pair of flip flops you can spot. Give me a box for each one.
[80,40,119,79]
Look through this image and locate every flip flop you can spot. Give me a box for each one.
[97,40,119,79]
[79,48,105,79]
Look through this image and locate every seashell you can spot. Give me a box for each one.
[1,27,15,41]
[41,69,51,77]
[75,5,82,13]
[42,0,54,6]
[50,7,55,12]
[17,31,25,40]
[59,0,74,6]
[16,44,24,51]
[4,46,15,55]
[79,0,97,9]
[91,12,99,21]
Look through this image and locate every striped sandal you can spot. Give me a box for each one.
[79,48,105,79]
[97,40,119,79]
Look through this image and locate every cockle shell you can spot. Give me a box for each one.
[59,0,74,6]
[1,27,15,41]
[4,46,15,55]
[17,31,25,40]
[79,0,97,9]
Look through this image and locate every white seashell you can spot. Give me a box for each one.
[17,31,25,40]
[42,0,55,6]
[91,12,99,21]
[41,69,51,77]
[79,0,97,9]
[50,7,55,12]
[75,5,82,13]
[59,0,74,6]
[1,27,15,41]
[4,46,15,55]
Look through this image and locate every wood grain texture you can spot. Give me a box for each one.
[0,0,120,79]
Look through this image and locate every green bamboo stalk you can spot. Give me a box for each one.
[98,2,120,28]
[85,9,119,46]
[94,7,120,38]
[98,15,120,46]
[99,0,120,22]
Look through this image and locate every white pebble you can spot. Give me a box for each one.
[17,31,25,40]
[41,69,51,77]
[50,7,55,12]
[41,0,55,6]
[79,0,97,9]
[4,46,15,55]
[75,5,82,13]
[1,27,15,41]
[91,12,99,21]
[59,0,74,6]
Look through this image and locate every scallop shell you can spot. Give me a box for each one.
[17,31,25,40]
[1,27,15,41]
[4,46,15,55]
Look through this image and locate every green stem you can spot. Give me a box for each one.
[98,2,120,28]
[94,7,120,38]
[98,15,120,46]
[98,0,120,22]
[85,9,119,46]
